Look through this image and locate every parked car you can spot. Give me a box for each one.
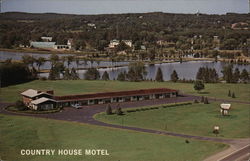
[72,104,81,109]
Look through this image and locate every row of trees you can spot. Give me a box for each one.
[0,60,35,87]
[221,65,249,83]
[1,12,249,54]
[196,67,219,83]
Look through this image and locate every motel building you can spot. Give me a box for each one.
[21,88,179,111]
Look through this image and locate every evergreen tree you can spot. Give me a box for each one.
[194,80,205,92]
[48,62,65,80]
[171,70,179,82]
[117,72,126,81]
[221,65,233,83]
[127,62,147,81]
[201,96,205,103]
[232,92,236,98]
[63,68,71,80]
[233,68,240,83]
[228,90,231,97]
[84,68,100,80]
[155,67,164,82]
[240,69,249,83]
[102,71,110,80]
[70,68,79,80]
[106,104,112,115]
[204,97,209,104]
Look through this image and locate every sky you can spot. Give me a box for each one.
[1,0,249,15]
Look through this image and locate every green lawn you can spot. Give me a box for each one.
[95,102,250,138]
[0,114,227,161]
[1,80,249,103]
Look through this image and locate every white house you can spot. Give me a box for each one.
[108,40,132,48]
[109,39,120,48]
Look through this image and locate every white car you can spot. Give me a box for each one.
[72,104,81,109]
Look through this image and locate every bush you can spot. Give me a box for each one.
[204,97,209,104]
[201,96,205,103]
[116,107,123,115]
[15,100,28,111]
[193,99,199,103]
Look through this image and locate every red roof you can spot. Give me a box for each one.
[54,88,178,102]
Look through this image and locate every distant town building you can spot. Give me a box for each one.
[109,39,120,48]
[30,41,56,49]
[87,23,96,29]
[156,40,175,47]
[213,36,220,50]
[30,37,73,50]
[108,40,132,48]
[123,40,133,47]
[41,36,53,42]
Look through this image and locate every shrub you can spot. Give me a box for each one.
[201,96,205,103]
[15,100,28,111]
[106,104,112,115]
[204,97,209,104]
[232,92,236,98]
[116,107,123,115]
[193,99,199,103]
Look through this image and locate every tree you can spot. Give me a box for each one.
[35,57,46,73]
[70,68,79,80]
[155,68,164,82]
[233,68,240,83]
[204,97,209,104]
[15,100,28,111]
[117,72,126,81]
[228,90,231,97]
[115,41,129,52]
[84,68,100,80]
[50,54,59,67]
[22,55,35,68]
[115,106,123,115]
[148,49,156,61]
[63,68,71,80]
[221,65,233,83]
[201,96,205,103]
[171,70,179,82]
[127,62,147,81]
[232,92,236,98]
[194,80,205,93]
[0,62,34,87]
[66,56,74,68]
[102,71,110,80]
[48,62,65,80]
[240,69,249,83]
[106,104,112,115]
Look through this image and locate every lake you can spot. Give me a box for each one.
[1,51,249,81]
[76,61,250,81]
[2,0,248,15]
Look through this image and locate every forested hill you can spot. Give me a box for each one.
[0,12,249,51]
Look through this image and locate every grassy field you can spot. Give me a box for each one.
[0,114,227,161]
[95,102,250,138]
[1,80,250,103]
